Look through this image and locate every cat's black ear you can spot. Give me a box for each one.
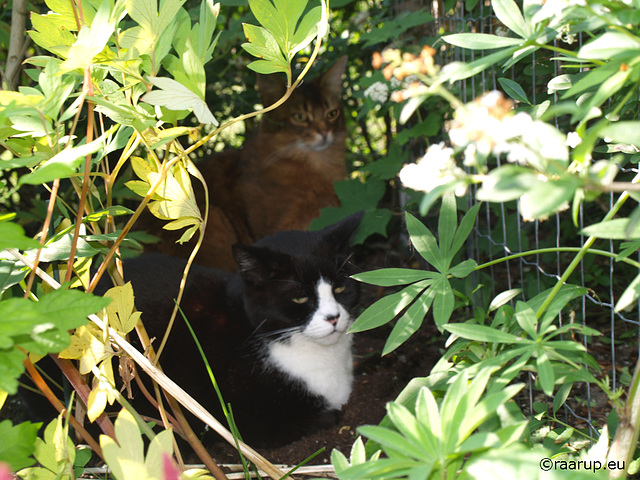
[257,74,287,107]
[319,210,364,252]
[232,244,276,284]
[319,55,348,97]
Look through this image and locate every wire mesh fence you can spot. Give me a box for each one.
[390,0,640,440]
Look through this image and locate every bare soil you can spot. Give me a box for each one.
[206,319,442,468]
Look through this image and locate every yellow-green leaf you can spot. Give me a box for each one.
[103,283,140,335]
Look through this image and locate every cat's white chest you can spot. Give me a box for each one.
[267,332,353,410]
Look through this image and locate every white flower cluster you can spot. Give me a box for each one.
[364,81,389,104]
[447,91,568,169]
[399,143,467,196]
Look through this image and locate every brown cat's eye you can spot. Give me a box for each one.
[291,112,308,124]
[334,285,346,294]
[326,109,339,121]
[292,297,309,304]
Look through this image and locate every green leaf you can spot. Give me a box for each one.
[291,6,322,56]
[440,47,517,83]
[536,349,555,396]
[437,193,457,264]
[0,221,42,250]
[338,458,424,480]
[27,231,100,262]
[83,206,135,223]
[578,32,640,60]
[0,420,40,471]
[518,177,579,221]
[443,33,523,49]
[331,450,350,474]
[570,69,630,123]
[349,280,431,333]
[242,23,288,75]
[414,387,442,452]
[196,0,219,62]
[24,415,76,479]
[433,278,454,331]
[463,383,524,436]
[142,76,218,125]
[0,289,110,392]
[29,13,78,53]
[514,301,538,339]
[405,212,442,272]
[444,323,523,344]
[357,425,427,460]
[0,348,29,393]
[599,121,640,149]
[0,259,28,294]
[530,100,551,120]
[450,202,481,258]
[581,217,640,239]
[531,284,587,333]
[242,0,325,77]
[18,134,109,186]
[552,383,572,413]
[383,287,436,355]
[352,268,438,287]
[386,402,431,457]
[60,0,119,72]
[440,369,470,449]
[448,259,477,279]
[498,77,531,105]
[311,179,392,245]
[615,272,640,313]
[457,432,500,453]
[101,409,146,480]
[248,0,283,45]
[492,0,529,38]
[359,10,434,48]
[488,289,522,312]
[547,74,572,94]
[562,62,619,99]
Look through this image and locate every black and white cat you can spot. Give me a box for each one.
[123,213,362,446]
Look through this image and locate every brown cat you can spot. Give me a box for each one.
[141,56,349,270]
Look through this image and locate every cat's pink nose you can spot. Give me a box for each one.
[326,314,339,326]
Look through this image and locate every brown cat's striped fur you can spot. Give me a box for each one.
[143,56,348,270]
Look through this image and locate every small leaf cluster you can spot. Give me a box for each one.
[242,0,324,82]
[338,368,527,479]
[17,415,91,480]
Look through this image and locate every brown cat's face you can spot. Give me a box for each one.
[257,56,348,153]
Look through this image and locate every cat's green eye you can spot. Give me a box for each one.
[326,109,339,121]
[291,112,308,124]
[334,285,346,294]
[292,297,308,304]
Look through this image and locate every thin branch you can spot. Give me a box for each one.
[23,357,105,460]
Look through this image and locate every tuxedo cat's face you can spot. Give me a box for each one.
[257,56,348,153]
[231,212,360,346]
[233,246,358,346]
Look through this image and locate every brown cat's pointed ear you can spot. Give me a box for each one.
[257,74,287,107]
[319,55,348,96]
